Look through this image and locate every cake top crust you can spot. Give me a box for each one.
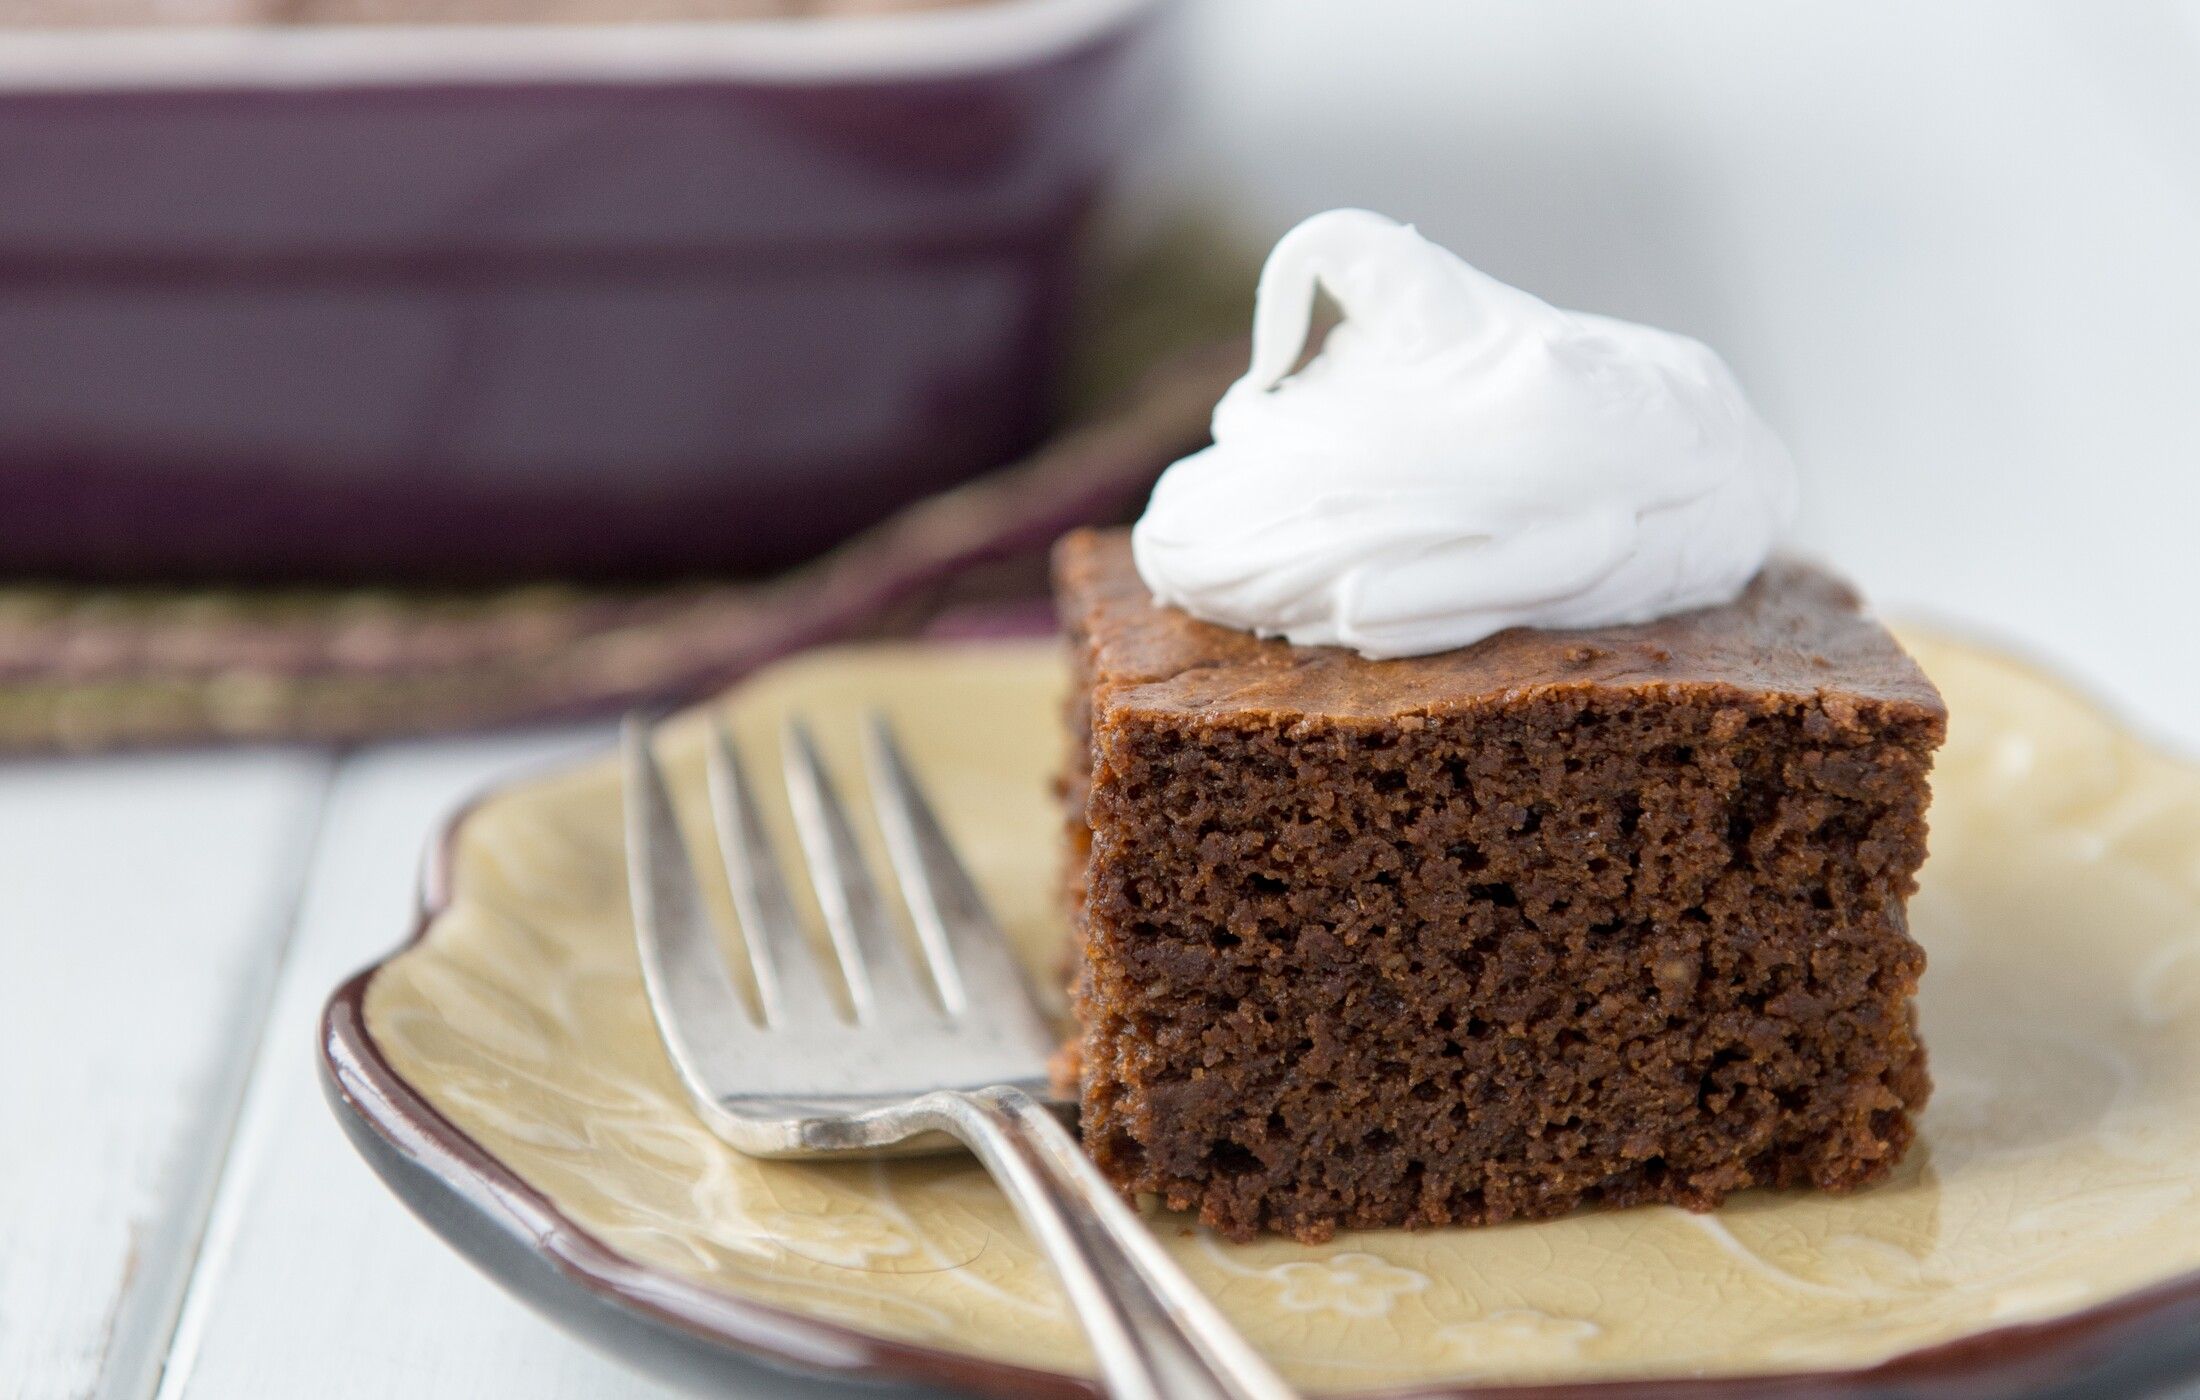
[1056,528,1945,724]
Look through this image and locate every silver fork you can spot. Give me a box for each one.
[622,713,1297,1400]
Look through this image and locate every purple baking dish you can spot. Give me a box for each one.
[0,0,1173,581]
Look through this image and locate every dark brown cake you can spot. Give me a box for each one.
[1055,527,1943,1243]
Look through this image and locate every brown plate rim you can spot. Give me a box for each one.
[319,641,2200,1400]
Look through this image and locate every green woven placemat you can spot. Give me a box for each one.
[0,342,1241,754]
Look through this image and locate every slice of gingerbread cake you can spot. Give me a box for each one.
[1056,527,1942,1243]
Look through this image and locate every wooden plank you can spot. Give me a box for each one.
[0,748,332,1400]
[150,729,702,1400]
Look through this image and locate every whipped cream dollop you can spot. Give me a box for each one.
[1131,209,1798,659]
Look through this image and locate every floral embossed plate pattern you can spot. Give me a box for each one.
[323,634,2200,1397]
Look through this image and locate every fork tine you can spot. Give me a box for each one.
[781,718,943,1025]
[621,717,759,1102]
[863,714,1044,1023]
[704,720,845,1029]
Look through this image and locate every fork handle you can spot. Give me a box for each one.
[916,1086,1298,1400]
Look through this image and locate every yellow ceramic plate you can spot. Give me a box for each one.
[323,634,2200,1398]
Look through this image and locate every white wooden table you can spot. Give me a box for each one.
[7,4,2199,1396]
